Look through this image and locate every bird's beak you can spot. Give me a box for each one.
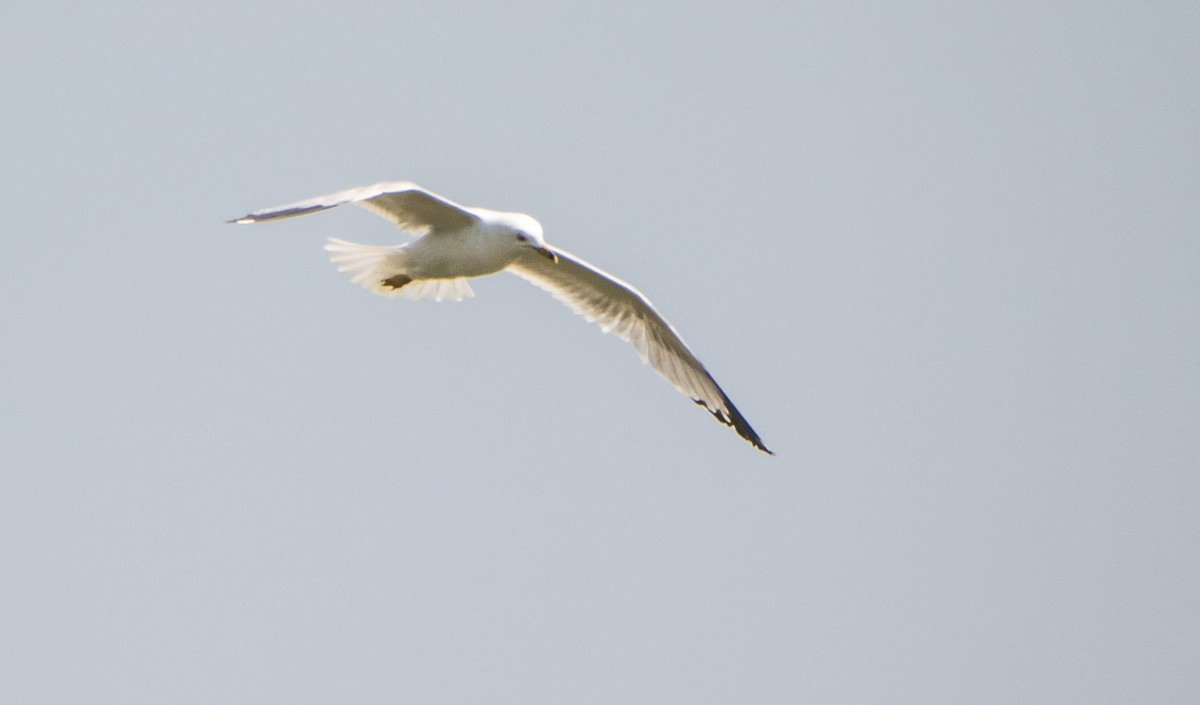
[535,246,559,264]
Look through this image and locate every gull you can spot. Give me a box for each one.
[230,181,771,454]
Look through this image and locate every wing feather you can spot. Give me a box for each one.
[230,181,478,234]
[507,246,771,454]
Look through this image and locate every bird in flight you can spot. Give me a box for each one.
[230,182,771,454]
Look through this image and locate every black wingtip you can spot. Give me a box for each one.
[693,398,773,455]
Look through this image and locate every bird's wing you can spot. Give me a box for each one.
[507,246,771,454]
[229,181,478,234]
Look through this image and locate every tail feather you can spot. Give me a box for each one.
[323,238,474,301]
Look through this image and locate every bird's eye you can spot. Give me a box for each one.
[515,233,528,242]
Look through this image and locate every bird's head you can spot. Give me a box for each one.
[499,212,557,263]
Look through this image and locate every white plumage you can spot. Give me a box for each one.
[231,181,770,454]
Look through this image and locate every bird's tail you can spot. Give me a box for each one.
[324,238,474,302]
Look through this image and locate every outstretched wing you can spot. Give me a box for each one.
[507,246,771,454]
[229,181,478,234]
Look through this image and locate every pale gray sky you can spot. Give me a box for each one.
[1,1,1197,703]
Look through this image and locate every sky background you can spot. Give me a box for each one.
[2,1,1198,703]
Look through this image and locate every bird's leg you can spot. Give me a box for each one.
[380,274,413,290]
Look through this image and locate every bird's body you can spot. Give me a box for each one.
[401,209,545,278]
[394,220,515,278]
[231,181,771,454]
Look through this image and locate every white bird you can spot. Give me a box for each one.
[230,181,771,454]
